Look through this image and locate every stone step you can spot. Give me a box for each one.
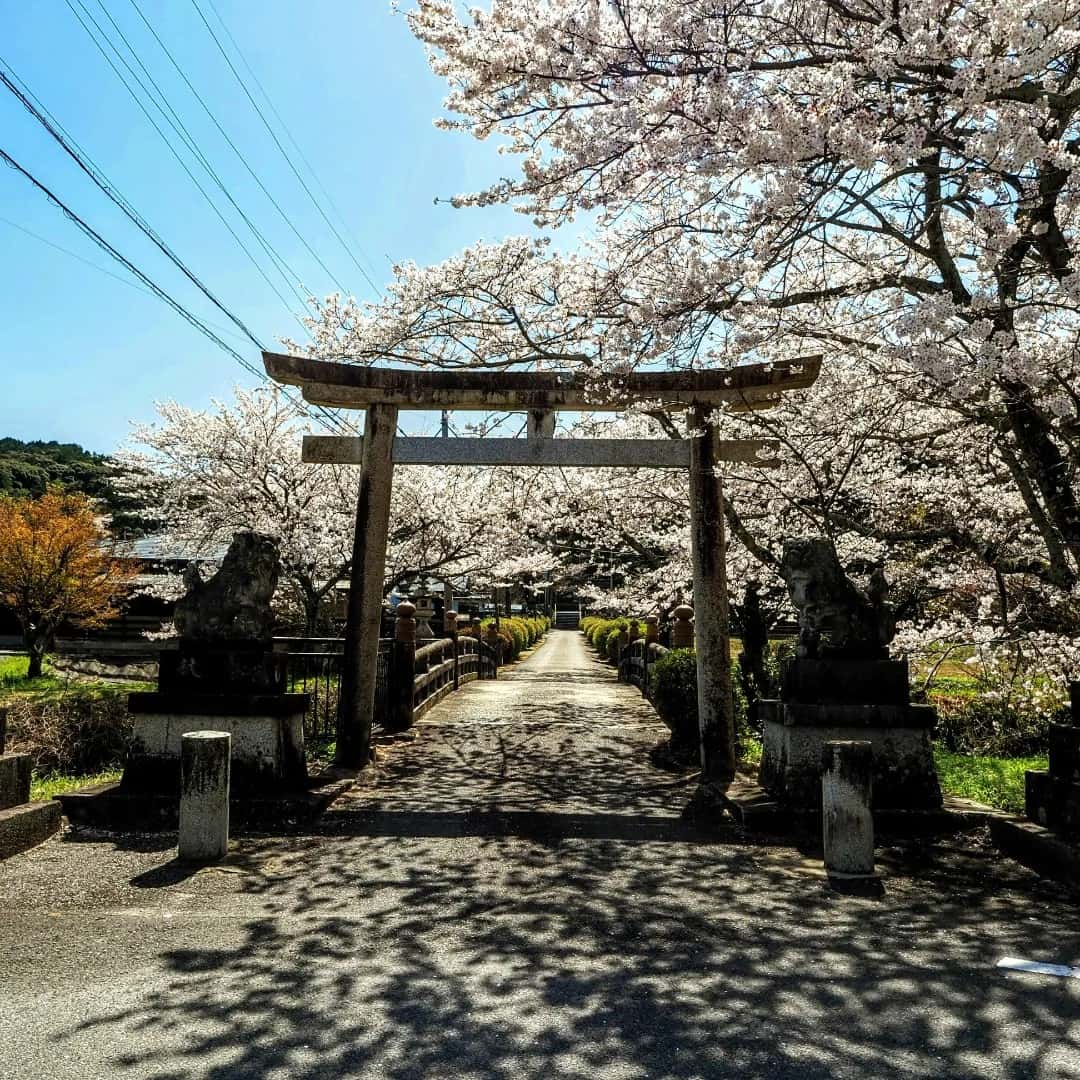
[991,815,1080,887]
[0,754,31,812]
[0,800,61,860]
[57,767,357,832]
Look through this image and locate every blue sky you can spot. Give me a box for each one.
[1,1,536,452]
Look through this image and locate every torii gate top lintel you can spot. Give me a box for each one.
[262,351,822,413]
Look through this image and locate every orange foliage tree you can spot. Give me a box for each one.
[0,491,135,677]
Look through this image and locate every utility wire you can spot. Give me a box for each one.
[0,150,352,434]
[65,2,355,432]
[203,0,384,292]
[61,0,313,323]
[0,63,264,350]
[0,58,350,433]
[87,0,314,313]
[0,214,250,343]
[126,0,367,302]
[189,0,383,297]
[0,146,258,369]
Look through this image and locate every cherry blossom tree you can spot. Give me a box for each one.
[287,0,1080,692]
[116,388,522,633]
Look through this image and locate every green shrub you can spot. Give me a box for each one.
[650,649,750,750]
[651,649,698,748]
[927,690,1067,758]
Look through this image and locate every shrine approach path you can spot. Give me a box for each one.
[0,630,1078,1079]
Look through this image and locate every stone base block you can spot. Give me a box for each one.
[56,767,356,832]
[0,753,31,811]
[1026,771,1080,835]
[124,693,308,795]
[991,816,1080,887]
[781,658,910,705]
[0,800,61,859]
[723,778,994,836]
[760,707,942,810]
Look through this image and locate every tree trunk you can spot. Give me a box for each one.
[25,632,46,679]
[303,595,321,638]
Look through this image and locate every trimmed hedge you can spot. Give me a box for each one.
[479,615,549,662]
[581,616,645,663]
[649,648,750,749]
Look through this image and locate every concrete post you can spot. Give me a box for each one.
[337,403,399,767]
[822,740,876,881]
[446,610,459,691]
[178,731,230,863]
[689,406,736,786]
[671,604,695,649]
[391,601,417,731]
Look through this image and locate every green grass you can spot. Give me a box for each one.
[933,746,1046,814]
[0,653,152,702]
[29,769,121,802]
[739,737,763,768]
[0,654,69,698]
[737,737,1041,815]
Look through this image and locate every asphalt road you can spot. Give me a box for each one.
[1,630,1078,1079]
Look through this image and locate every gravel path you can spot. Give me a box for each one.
[0,630,1078,1079]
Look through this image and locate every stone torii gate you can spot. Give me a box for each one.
[263,351,822,790]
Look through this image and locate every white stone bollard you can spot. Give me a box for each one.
[822,740,876,883]
[178,731,231,862]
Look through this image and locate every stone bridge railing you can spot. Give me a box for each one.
[604,606,697,695]
[620,638,670,699]
[389,603,500,729]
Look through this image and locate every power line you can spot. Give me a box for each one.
[126,0,367,302]
[75,0,313,313]
[203,0,384,292]
[0,62,263,350]
[0,145,255,367]
[189,0,383,298]
[0,214,250,343]
[60,0,314,322]
[0,147,353,434]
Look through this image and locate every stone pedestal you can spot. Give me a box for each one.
[56,641,320,831]
[123,692,308,796]
[1025,688,1080,837]
[759,658,942,810]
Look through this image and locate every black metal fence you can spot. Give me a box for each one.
[277,631,506,747]
[276,637,390,745]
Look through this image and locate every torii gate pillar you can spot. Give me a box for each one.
[689,407,736,787]
[336,403,398,767]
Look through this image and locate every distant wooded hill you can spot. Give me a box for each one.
[0,437,150,535]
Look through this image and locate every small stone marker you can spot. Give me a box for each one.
[822,740,879,890]
[178,731,231,862]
